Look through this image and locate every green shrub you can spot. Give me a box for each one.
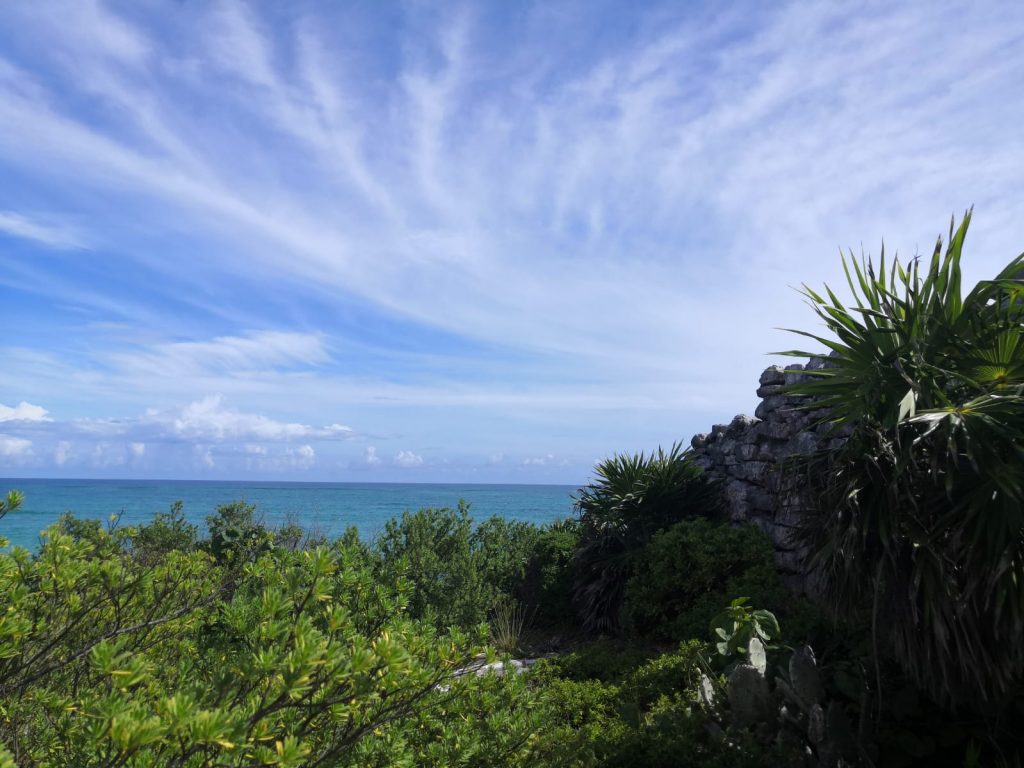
[205,499,274,564]
[530,640,654,685]
[621,519,787,641]
[472,515,542,603]
[528,641,797,768]
[573,443,722,633]
[528,676,628,766]
[517,518,580,627]
[374,504,574,636]
[375,502,489,629]
[0,519,543,766]
[129,500,198,564]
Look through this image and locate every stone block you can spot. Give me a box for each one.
[754,395,789,419]
[763,421,793,441]
[749,489,775,512]
[759,365,787,386]
[790,431,820,455]
[735,460,769,482]
[755,383,784,398]
[727,414,758,436]
[736,443,759,461]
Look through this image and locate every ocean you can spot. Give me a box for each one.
[0,478,580,551]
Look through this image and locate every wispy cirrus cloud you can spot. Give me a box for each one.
[1,1,1023,481]
[107,331,329,377]
[0,211,87,250]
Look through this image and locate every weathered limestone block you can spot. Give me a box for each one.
[754,396,790,419]
[728,414,759,435]
[737,443,759,461]
[759,366,787,386]
[735,461,770,483]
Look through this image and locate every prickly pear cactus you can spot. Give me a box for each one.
[715,643,860,767]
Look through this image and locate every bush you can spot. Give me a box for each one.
[517,518,580,627]
[572,443,722,633]
[205,499,274,564]
[374,503,575,636]
[621,519,790,641]
[472,515,542,604]
[528,640,796,768]
[128,500,198,564]
[0,516,544,766]
[375,502,490,629]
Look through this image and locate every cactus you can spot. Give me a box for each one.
[704,600,860,766]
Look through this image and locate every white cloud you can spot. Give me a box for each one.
[287,444,315,468]
[70,395,354,444]
[364,446,381,466]
[0,435,32,457]
[54,440,71,465]
[129,441,145,457]
[0,211,86,250]
[195,445,215,468]
[0,401,51,422]
[394,450,424,468]
[522,453,555,466]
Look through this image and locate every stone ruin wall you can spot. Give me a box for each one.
[688,358,843,595]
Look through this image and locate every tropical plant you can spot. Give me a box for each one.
[0,518,542,766]
[572,443,722,633]
[0,490,23,521]
[709,597,780,664]
[622,519,790,641]
[779,210,1024,709]
[489,595,531,656]
[129,500,199,564]
[375,502,489,630]
[516,518,580,628]
[205,499,274,564]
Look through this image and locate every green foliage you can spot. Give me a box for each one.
[780,211,1024,709]
[621,519,788,641]
[709,597,780,662]
[529,640,797,767]
[375,502,490,629]
[490,596,531,656]
[531,640,655,685]
[573,443,722,633]
[0,515,543,766]
[205,500,274,564]
[473,516,542,599]
[375,503,572,637]
[0,490,23,521]
[129,500,199,564]
[516,518,579,627]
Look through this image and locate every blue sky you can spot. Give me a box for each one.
[1,0,1023,483]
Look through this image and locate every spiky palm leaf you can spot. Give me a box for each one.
[572,443,721,633]
[779,210,1024,709]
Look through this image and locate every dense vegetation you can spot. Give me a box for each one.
[1,214,1021,766]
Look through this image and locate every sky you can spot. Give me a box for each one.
[1,0,1023,484]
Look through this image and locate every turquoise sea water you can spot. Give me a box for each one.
[0,479,579,551]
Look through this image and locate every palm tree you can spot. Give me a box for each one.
[780,210,1024,709]
[572,443,721,633]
